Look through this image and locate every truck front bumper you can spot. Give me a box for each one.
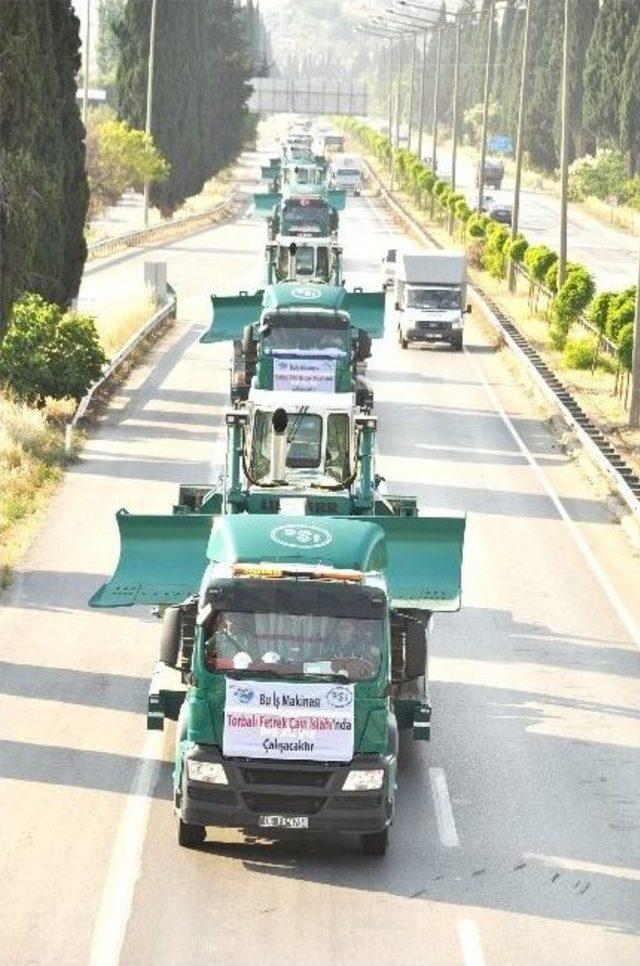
[178,746,395,833]
[405,322,460,343]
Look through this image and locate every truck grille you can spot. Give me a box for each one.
[241,767,329,788]
[243,793,326,815]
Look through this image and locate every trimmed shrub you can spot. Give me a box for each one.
[483,223,510,279]
[562,337,599,370]
[509,234,529,263]
[606,288,636,342]
[617,323,634,371]
[0,294,106,404]
[586,291,614,333]
[523,244,557,283]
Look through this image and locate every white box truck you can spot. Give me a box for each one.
[393,250,469,351]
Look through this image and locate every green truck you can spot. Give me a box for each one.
[89,412,466,855]
[201,281,384,407]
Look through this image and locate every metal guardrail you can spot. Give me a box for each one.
[86,197,237,261]
[64,286,177,455]
[363,157,640,518]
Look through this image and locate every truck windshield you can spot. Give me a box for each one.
[407,287,461,310]
[250,410,323,478]
[336,169,360,177]
[266,326,349,352]
[282,202,329,235]
[204,611,382,681]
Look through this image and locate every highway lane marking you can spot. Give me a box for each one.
[428,767,460,848]
[465,347,640,652]
[457,918,486,966]
[89,731,164,966]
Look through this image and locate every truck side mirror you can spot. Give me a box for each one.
[395,302,401,312]
[466,304,472,314]
[405,619,427,679]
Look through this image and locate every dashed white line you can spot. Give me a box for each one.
[457,918,486,966]
[89,731,164,966]
[465,346,640,651]
[429,766,460,848]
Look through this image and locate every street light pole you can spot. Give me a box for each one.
[430,24,443,174]
[629,241,640,427]
[407,35,418,152]
[449,13,462,231]
[388,38,395,153]
[417,29,427,160]
[477,0,496,211]
[82,0,90,127]
[143,0,159,228]
[558,0,571,288]
[508,0,532,292]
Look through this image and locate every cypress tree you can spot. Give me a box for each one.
[116,0,253,216]
[583,0,640,149]
[620,18,640,172]
[0,0,88,333]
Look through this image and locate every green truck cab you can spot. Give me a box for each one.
[200,281,384,407]
[89,415,466,855]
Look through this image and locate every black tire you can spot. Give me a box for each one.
[400,337,408,349]
[361,828,389,856]
[177,816,206,848]
[160,607,181,667]
[451,335,463,352]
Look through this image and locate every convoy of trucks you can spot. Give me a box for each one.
[90,121,468,855]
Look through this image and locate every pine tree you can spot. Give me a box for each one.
[583,0,640,149]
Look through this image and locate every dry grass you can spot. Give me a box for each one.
[0,394,74,586]
[93,295,156,357]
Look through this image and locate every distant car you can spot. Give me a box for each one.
[488,202,513,226]
[478,194,494,213]
[381,248,397,288]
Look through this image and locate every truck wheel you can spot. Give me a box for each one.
[177,816,206,848]
[451,335,463,352]
[160,607,181,667]
[361,828,389,856]
[398,329,408,349]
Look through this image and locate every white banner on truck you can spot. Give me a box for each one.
[223,679,355,761]
[273,355,336,393]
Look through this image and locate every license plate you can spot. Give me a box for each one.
[259,815,309,829]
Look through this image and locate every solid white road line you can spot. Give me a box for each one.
[465,347,640,651]
[429,767,460,848]
[457,918,487,966]
[89,731,164,966]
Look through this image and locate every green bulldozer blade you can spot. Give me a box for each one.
[89,511,214,607]
[327,189,346,211]
[340,291,385,338]
[351,515,466,611]
[200,292,264,343]
[253,191,281,214]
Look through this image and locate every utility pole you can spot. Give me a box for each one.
[558,0,571,288]
[407,35,418,152]
[143,0,159,227]
[417,30,428,160]
[508,0,532,292]
[82,0,91,126]
[629,241,640,427]
[477,0,496,211]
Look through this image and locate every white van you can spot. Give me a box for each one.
[393,251,469,351]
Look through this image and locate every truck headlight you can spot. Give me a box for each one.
[342,769,384,791]
[187,761,228,784]
[451,320,464,329]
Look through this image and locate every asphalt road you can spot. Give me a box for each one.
[448,152,638,293]
[1,145,640,966]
